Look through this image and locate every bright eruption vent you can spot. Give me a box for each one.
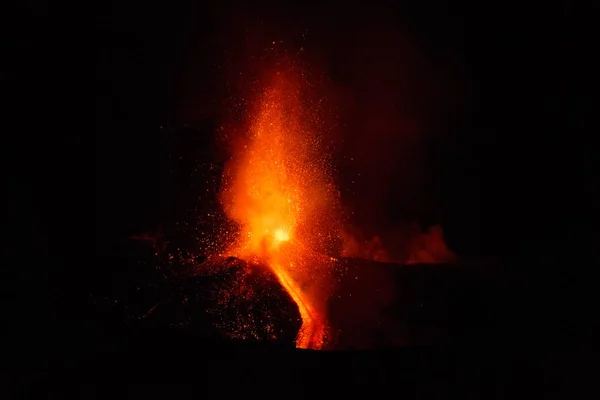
[220,66,340,349]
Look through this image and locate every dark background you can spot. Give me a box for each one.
[89,1,595,264]
[7,0,598,394]
[90,1,595,269]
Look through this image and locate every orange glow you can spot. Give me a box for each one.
[274,229,290,243]
[220,64,340,349]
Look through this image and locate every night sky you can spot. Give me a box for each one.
[7,0,598,389]
[91,1,594,263]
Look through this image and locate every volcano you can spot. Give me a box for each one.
[108,233,497,350]
[105,52,463,350]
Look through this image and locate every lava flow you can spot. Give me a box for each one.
[219,64,340,349]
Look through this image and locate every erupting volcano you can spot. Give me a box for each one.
[123,52,459,350]
[218,63,341,349]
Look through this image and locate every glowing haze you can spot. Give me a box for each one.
[219,61,341,349]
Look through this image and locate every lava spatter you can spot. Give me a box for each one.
[219,62,341,349]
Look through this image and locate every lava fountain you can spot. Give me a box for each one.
[219,63,340,349]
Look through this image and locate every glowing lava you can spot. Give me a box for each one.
[274,229,290,243]
[220,64,340,349]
